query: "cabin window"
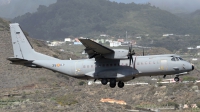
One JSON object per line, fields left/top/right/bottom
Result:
{"left": 91, "top": 65, "right": 93, "bottom": 68}
{"left": 83, "top": 65, "right": 86, "bottom": 68}
{"left": 87, "top": 65, "right": 89, "bottom": 68}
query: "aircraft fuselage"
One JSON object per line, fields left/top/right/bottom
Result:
{"left": 33, "top": 55, "right": 193, "bottom": 82}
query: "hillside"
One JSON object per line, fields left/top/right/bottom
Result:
{"left": 190, "top": 10, "right": 200, "bottom": 29}
{"left": 12, "top": 0, "right": 199, "bottom": 40}
{"left": 0, "top": 18, "right": 9, "bottom": 31}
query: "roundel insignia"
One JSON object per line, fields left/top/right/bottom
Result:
{"left": 56, "top": 64, "right": 60, "bottom": 67}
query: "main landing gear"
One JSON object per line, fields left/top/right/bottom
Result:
{"left": 101, "top": 79, "right": 124, "bottom": 88}
{"left": 101, "top": 79, "right": 108, "bottom": 85}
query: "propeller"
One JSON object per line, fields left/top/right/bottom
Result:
{"left": 127, "top": 45, "right": 135, "bottom": 66}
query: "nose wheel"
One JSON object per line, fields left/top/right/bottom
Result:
{"left": 174, "top": 77, "right": 180, "bottom": 82}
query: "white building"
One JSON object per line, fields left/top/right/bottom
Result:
{"left": 187, "top": 47, "right": 194, "bottom": 50}
{"left": 110, "top": 41, "right": 121, "bottom": 47}
{"left": 163, "top": 34, "right": 174, "bottom": 37}
{"left": 100, "top": 34, "right": 108, "bottom": 37}
{"left": 64, "top": 38, "right": 71, "bottom": 42}
{"left": 196, "top": 46, "right": 200, "bottom": 49}
{"left": 48, "top": 41, "right": 65, "bottom": 46}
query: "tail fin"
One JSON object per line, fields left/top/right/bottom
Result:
{"left": 9, "top": 23, "right": 58, "bottom": 61}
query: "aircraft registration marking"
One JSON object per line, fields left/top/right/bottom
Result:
{"left": 52, "top": 64, "right": 65, "bottom": 67}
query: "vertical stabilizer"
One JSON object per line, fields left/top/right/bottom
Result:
{"left": 10, "top": 23, "right": 58, "bottom": 60}
{"left": 10, "top": 23, "right": 34, "bottom": 59}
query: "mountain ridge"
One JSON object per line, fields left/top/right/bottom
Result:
{"left": 12, "top": 0, "right": 200, "bottom": 40}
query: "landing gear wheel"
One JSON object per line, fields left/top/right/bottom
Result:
{"left": 174, "top": 77, "right": 180, "bottom": 82}
{"left": 101, "top": 79, "right": 108, "bottom": 85}
{"left": 109, "top": 79, "right": 116, "bottom": 88}
{"left": 118, "top": 81, "right": 124, "bottom": 88}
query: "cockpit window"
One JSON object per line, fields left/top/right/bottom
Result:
{"left": 171, "top": 57, "right": 176, "bottom": 61}
{"left": 171, "top": 57, "right": 184, "bottom": 61}
{"left": 175, "top": 57, "right": 179, "bottom": 61}
{"left": 179, "top": 57, "right": 184, "bottom": 61}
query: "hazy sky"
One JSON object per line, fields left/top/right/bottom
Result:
{"left": 111, "top": 0, "right": 200, "bottom": 13}
{"left": 110, "top": 0, "right": 149, "bottom": 4}
{"left": 1, "top": 0, "right": 200, "bottom": 19}
{"left": 0, "top": 0, "right": 56, "bottom": 19}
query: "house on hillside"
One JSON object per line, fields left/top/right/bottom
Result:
{"left": 110, "top": 41, "right": 121, "bottom": 47}
{"left": 117, "top": 39, "right": 124, "bottom": 42}
{"left": 95, "top": 39, "right": 105, "bottom": 43}
{"left": 163, "top": 34, "right": 173, "bottom": 37}
{"left": 196, "top": 46, "right": 200, "bottom": 49}
{"left": 48, "top": 41, "right": 65, "bottom": 46}
{"left": 64, "top": 38, "right": 71, "bottom": 42}
{"left": 100, "top": 34, "right": 108, "bottom": 37}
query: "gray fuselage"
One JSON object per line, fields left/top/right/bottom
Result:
{"left": 33, "top": 55, "right": 193, "bottom": 82}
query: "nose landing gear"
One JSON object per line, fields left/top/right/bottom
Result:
{"left": 101, "top": 79, "right": 108, "bottom": 85}
{"left": 174, "top": 76, "right": 180, "bottom": 82}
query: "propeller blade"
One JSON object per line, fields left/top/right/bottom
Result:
{"left": 143, "top": 48, "right": 144, "bottom": 56}
{"left": 127, "top": 44, "right": 135, "bottom": 66}
{"left": 131, "top": 56, "right": 133, "bottom": 65}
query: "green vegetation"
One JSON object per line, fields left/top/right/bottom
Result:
{"left": 12, "top": 0, "right": 200, "bottom": 40}
{"left": 78, "top": 81, "right": 86, "bottom": 86}
{"left": 165, "top": 102, "right": 179, "bottom": 110}
{"left": 182, "top": 76, "right": 196, "bottom": 82}
{"left": 0, "top": 98, "right": 23, "bottom": 108}
{"left": 55, "top": 94, "right": 78, "bottom": 106}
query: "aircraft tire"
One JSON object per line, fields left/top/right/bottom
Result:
{"left": 174, "top": 77, "right": 179, "bottom": 82}
{"left": 101, "top": 79, "right": 108, "bottom": 85}
{"left": 110, "top": 79, "right": 116, "bottom": 88}
{"left": 110, "top": 83, "right": 116, "bottom": 88}
{"left": 118, "top": 81, "right": 124, "bottom": 88}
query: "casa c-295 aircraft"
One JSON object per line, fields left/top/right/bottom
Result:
{"left": 8, "top": 23, "right": 194, "bottom": 88}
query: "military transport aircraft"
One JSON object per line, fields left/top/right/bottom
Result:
{"left": 7, "top": 23, "right": 194, "bottom": 88}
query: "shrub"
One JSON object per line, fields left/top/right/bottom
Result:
{"left": 55, "top": 94, "right": 78, "bottom": 106}
{"left": 79, "top": 81, "right": 86, "bottom": 86}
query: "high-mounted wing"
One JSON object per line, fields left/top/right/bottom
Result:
{"left": 79, "top": 39, "right": 114, "bottom": 59}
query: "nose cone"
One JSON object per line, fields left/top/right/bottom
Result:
{"left": 192, "top": 65, "right": 194, "bottom": 71}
